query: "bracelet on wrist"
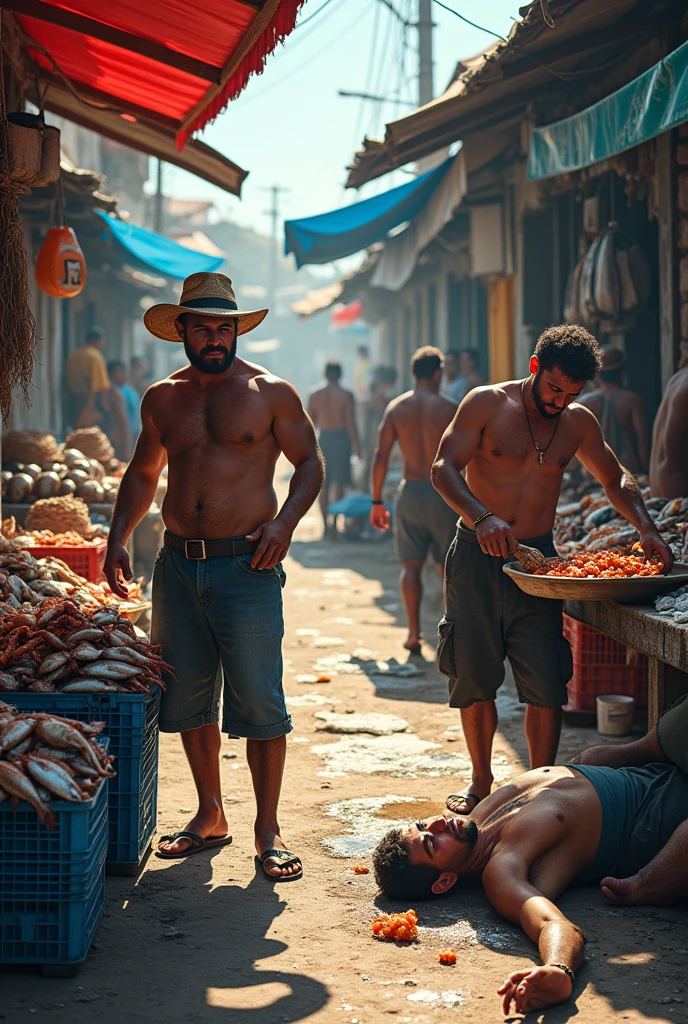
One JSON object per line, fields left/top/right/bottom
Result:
{"left": 549, "top": 963, "right": 575, "bottom": 987}
{"left": 473, "top": 510, "right": 494, "bottom": 528}
{"left": 371, "top": 499, "right": 384, "bottom": 505}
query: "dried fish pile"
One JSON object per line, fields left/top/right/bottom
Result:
{"left": 655, "top": 585, "right": 688, "bottom": 624}
{"left": 0, "top": 600, "right": 172, "bottom": 695}
{"left": 554, "top": 490, "right": 688, "bottom": 560}
{"left": 0, "top": 700, "right": 114, "bottom": 828}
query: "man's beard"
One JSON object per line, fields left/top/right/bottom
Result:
{"left": 183, "top": 332, "right": 237, "bottom": 375}
{"left": 532, "top": 373, "right": 563, "bottom": 419}
{"left": 458, "top": 819, "right": 479, "bottom": 848}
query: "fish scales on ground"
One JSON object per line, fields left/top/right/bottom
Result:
{"left": 0, "top": 700, "right": 114, "bottom": 827}
{"left": 0, "top": 598, "right": 173, "bottom": 694}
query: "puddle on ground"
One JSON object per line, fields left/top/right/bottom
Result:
{"left": 322, "top": 795, "right": 418, "bottom": 857}
{"left": 376, "top": 799, "right": 444, "bottom": 821}
{"left": 286, "top": 693, "right": 340, "bottom": 708}
{"left": 312, "top": 734, "right": 513, "bottom": 780}
{"left": 407, "top": 989, "right": 467, "bottom": 1008}
{"left": 314, "top": 711, "right": 409, "bottom": 735}
{"left": 310, "top": 636, "right": 347, "bottom": 648}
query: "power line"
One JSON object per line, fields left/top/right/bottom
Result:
{"left": 293, "top": 0, "right": 339, "bottom": 31}
{"left": 376, "top": 0, "right": 412, "bottom": 26}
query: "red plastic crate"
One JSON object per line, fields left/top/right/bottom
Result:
{"left": 563, "top": 614, "right": 648, "bottom": 712}
{"left": 21, "top": 538, "right": 107, "bottom": 582}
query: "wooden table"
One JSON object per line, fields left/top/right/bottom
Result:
{"left": 566, "top": 599, "right": 688, "bottom": 728}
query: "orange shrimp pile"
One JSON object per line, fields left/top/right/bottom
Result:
{"left": 439, "top": 950, "right": 457, "bottom": 965}
{"left": 371, "top": 909, "right": 418, "bottom": 942}
{"left": 20, "top": 530, "right": 93, "bottom": 547}
{"left": 533, "top": 549, "right": 661, "bottom": 579}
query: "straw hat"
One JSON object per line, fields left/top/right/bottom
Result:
{"left": 144, "top": 273, "right": 268, "bottom": 343}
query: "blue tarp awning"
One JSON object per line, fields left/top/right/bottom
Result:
{"left": 284, "top": 157, "right": 453, "bottom": 268}
{"left": 96, "top": 210, "right": 225, "bottom": 280}
{"left": 529, "top": 39, "right": 688, "bottom": 181}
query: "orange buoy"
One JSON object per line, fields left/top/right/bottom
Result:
{"left": 36, "top": 226, "right": 87, "bottom": 298}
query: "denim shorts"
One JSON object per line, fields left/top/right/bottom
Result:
{"left": 151, "top": 538, "right": 292, "bottom": 740}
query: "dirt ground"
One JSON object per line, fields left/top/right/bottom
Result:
{"left": 3, "top": 497, "right": 688, "bottom": 1023}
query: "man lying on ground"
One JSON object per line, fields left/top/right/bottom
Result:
{"left": 373, "top": 760, "right": 688, "bottom": 1014}
{"left": 572, "top": 694, "right": 688, "bottom": 906}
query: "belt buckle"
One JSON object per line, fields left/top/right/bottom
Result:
{"left": 184, "top": 539, "right": 207, "bottom": 560}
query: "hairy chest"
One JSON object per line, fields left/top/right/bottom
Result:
{"left": 156, "top": 383, "right": 275, "bottom": 455}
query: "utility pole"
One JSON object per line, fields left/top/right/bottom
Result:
{"left": 261, "top": 185, "right": 289, "bottom": 314}
{"left": 154, "top": 158, "right": 164, "bottom": 234}
{"left": 417, "top": 0, "right": 433, "bottom": 107}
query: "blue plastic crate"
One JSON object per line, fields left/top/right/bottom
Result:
{"left": 0, "top": 764, "right": 108, "bottom": 969}
{"left": 107, "top": 725, "right": 159, "bottom": 869}
{"left": 8, "top": 692, "right": 159, "bottom": 869}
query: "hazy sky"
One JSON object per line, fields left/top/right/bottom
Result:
{"left": 153, "top": 0, "right": 523, "bottom": 253}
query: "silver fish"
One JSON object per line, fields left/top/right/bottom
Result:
{"left": 5, "top": 734, "right": 34, "bottom": 760}
{"left": 34, "top": 719, "right": 107, "bottom": 774}
{"left": 103, "top": 647, "right": 152, "bottom": 666}
{"left": 0, "top": 672, "right": 21, "bottom": 692}
{"left": 27, "top": 679, "right": 57, "bottom": 692}
{"left": 61, "top": 679, "right": 122, "bottom": 693}
{"left": 72, "top": 643, "right": 103, "bottom": 662}
{"left": 67, "top": 629, "right": 105, "bottom": 647}
{"left": 93, "top": 611, "right": 119, "bottom": 626}
{"left": 0, "top": 717, "right": 36, "bottom": 755}
{"left": 0, "top": 761, "right": 54, "bottom": 827}
{"left": 39, "top": 651, "right": 69, "bottom": 676}
{"left": 85, "top": 661, "right": 142, "bottom": 680}
{"left": 25, "top": 756, "right": 84, "bottom": 802}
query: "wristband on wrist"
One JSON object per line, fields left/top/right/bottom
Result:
{"left": 549, "top": 963, "right": 575, "bottom": 987}
{"left": 371, "top": 499, "right": 384, "bottom": 505}
{"left": 473, "top": 510, "right": 494, "bottom": 528}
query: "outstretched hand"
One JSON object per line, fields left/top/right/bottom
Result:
{"left": 498, "top": 965, "right": 573, "bottom": 1015}
{"left": 104, "top": 540, "right": 133, "bottom": 599}
{"left": 246, "top": 519, "right": 293, "bottom": 569}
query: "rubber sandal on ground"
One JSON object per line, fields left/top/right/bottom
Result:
{"left": 255, "top": 848, "right": 303, "bottom": 882}
{"left": 155, "top": 830, "right": 233, "bottom": 859}
{"left": 445, "top": 792, "right": 482, "bottom": 815}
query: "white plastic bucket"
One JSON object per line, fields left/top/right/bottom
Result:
{"left": 596, "top": 694, "right": 635, "bottom": 736}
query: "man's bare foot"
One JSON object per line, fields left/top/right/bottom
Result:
{"left": 158, "top": 806, "right": 229, "bottom": 856}
{"left": 404, "top": 634, "right": 423, "bottom": 655}
{"left": 601, "top": 873, "right": 674, "bottom": 906}
{"left": 446, "top": 775, "right": 493, "bottom": 815}
{"left": 256, "top": 829, "right": 302, "bottom": 879}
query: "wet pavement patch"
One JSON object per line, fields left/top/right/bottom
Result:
{"left": 322, "top": 795, "right": 419, "bottom": 857}
{"left": 312, "top": 733, "right": 513, "bottom": 780}
{"left": 313, "top": 711, "right": 409, "bottom": 735}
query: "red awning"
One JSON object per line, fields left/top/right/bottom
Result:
{"left": 10, "top": 0, "right": 304, "bottom": 148}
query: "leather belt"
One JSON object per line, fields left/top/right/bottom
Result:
{"left": 164, "top": 531, "right": 259, "bottom": 560}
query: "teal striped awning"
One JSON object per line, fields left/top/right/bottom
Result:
{"left": 528, "top": 39, "right": 688, "bottom": 181}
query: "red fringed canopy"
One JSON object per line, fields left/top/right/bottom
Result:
{"left": 10, "top": 0, "right": 304, "bottom": 148}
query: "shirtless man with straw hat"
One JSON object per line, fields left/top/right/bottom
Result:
{"left": 104, "top": 272, "right": 323, "bottom": 879}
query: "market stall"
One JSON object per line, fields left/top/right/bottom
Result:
{"left": 564, "top": 598, "right": 688, "bottom": 728}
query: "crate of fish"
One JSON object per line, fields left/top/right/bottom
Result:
{"left": 563, "top": 614, "right": 648, "bottom": 712}
{"left": 0, "top": 711, "right": 110, "bottom": 974}
{"left": 7, "top": 691, "right": 159, "bottom": 870}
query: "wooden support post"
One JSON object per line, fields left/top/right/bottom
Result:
{"left": 647, "top": 657, "right": 667, "bottom": 730}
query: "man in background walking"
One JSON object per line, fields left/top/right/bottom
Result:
{"left": 579, "top": 347, "right": 648, "bottom": 474}
{"left": 370, "top": 346, "right": 457, "bottom": 655}
{"left": 65, "top": 326, "right": 110, "bottom": 428}
{"left": 308, "top": 362, "right": 360, "bottom": 532}
{"left": 441, "top": 349, "right": 466, "bottom": 404}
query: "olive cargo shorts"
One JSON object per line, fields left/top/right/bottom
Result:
{"left": 151, "top": 541, "right": 293, "bottom": 739}
{"left": 438, "top": 522, "right": 573, "bottom": 708}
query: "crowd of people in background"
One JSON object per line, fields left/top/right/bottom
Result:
{"left": 64, "top": 329, "right": 150, "bottom": 460}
